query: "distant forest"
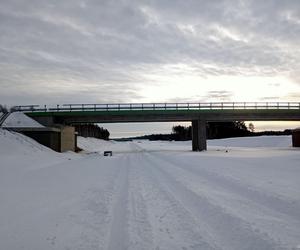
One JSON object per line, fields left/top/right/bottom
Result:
{"left": 130, "top": 122, "right": 292, "bottom": 141}
{"left": 75, "top": 124, "right": 110, "bottom": 140}
{"left": 74, "top": 122, "right": 291, "bottom": 141}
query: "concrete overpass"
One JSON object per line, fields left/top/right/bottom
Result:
{"left": 15, "top": 102, "right": 300, "bottom": 151}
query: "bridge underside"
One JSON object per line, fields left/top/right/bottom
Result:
{"left": 26, "top": 109, "right": 300, "bottom": 152}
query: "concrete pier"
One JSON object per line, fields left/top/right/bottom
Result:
{"left": 292, "top": 128, "right": 300, "bottom": 147}
{"left": 192, "top": 120, "right": 207, "bottom": 151}
{"left": 60, "top": 126, "right": 76, "bottom": 152}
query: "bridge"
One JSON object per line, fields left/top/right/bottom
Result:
{"left": 14, "top": 102, "right": 300, "bottom": 151}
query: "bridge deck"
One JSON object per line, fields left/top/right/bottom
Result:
{"left": 14, "top": 102, "right": 300, "bottom": 113}
{"left": 15, "top": 102, "right": 300, "bottom": 123}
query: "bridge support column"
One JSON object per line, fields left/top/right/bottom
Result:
{"left": 192, "top": 120, "right": 207, "bottom": 151}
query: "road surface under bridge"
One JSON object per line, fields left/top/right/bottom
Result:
{"left": 15, "top": 102, "right": 300, "bottom": 151}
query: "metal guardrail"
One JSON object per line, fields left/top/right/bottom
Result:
{"left": 11, "top": 105, "right": 43, "bottom": 112}
{"left": 12, "top": 102, "right": 300, "bottom": 113}
{"left": 0, "top": 112, "right": 11, "bottom": 126}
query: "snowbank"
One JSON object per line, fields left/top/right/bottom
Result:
{"left": 0, "top": 128, "right": 51, "bottom": 155}
{"left": 2, "top": 112, "right": 44, "bottom": 128}
{"left": 0, "top": 128, "right": 75, "bottom": 170}
{"left": 77, "top": 136, "right": 114, "bottom": 152}
{"left": 78, "top": 136, "right": 134, "bottom": 153}
{"left": 208, "top": 135, "right": 292, "bottom": 148}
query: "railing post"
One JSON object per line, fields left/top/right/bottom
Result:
{"left": 130, "top": 104, "right": 132, "bottom": 110}
{"left": 142, "top": 103, "right": 144, "bottom": 110}
{"left": 44, "top": 105, "right": 47, "bottom": 112}
{"left": 277, "top": 102, "right": 279, "bottom": 109}
{"left": 165, "top": 103, "right": 166, "bottom": 110}
{"left": 288, "top": 102, "right": 290, "bottom": 109}
{"left": 106, "top": 104, "right": 109, "bottom": 111}
{"left": 118, "top": 104, "right": 120, "bottom": 111}
{"left": 57, "top": 104, "right": 59, "bottom": 112}
{"left": 210, "top": 103, "right": 212, "bottom": 109}
{"left": 82, "top": 104, "right": 84, "bottom": 111}
{"left": 94, "top": 104, "right": 96, "bottom": 111}
{"left": 221, "top": 102, "right": 223, "bottom": 109}
{"left": 153, "top": 103, "right": 155, "bottom": 110}
{"left": 176, "top": 103, "right": 178, "bottom": 110}
{"left": 188, "top": 103, "right": 190, "bottom": 110}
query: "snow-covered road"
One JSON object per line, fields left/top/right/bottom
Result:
{"left": 1, "top": 131, "right": 300, "bottom": 250}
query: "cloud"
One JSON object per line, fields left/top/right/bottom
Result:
{"left": 286, "top": 92, "right": 300, "bottom": 102}
{"left": 0, "top": 0, "right": 300, "bottom": 105}
{"left": 205, "top": 91, "right": 233, "bottom": 101}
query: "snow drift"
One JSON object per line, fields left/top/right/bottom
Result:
{"left": 2, "top": 112, "right": 44, "bottom": 128}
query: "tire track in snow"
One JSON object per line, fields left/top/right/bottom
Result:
{"left": 153, "top": 152, "right": 300, "bottom": 220}
{"left": 147, "top": 152, "right": 300, "bottom": 249}
{"left": 64, "top": 155, "right": 123, "bottom": 250}
{"left": 106, "top": 154, "right": 130, "bottom": 250}
{"left": 132, "top": 152, "right": 221, "bottom": 250}
{"left": 127, "top": 153, "right": 154, "bottom": 250}
{"left": 143, "top": 152, "right": 286, "bottom": 250}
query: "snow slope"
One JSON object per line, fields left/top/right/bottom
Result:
{"left": 0, "top": 129, "right": 76, "bottom": 171}
{"left": 77, "top": 136, "right": 132, "bottom": 153}
{"left": 78, "top": 135, "right": 292, "bottom": 154}
{"left": 0, "top": 133, "right": 299, "bottom": 250}
{"left": 2, "top": 112, "right": 44, "bottom": 128}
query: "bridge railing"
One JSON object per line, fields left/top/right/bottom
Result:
{"left": 12, "top": 105, "right": 47, "bottom": 112}
{"left": 13, "top": 102, "right": 300, "bottom": 112}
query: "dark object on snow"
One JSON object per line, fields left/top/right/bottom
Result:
{"left": 104, "top": 151, "right": 112, "bottom": 156}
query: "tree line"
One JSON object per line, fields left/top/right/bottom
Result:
{"left": 74, "top": 124, "right": 110, "bottom": 140}
{"left": 171, "top": 121, "right": 252, "bottom": 140}
{"left": 132, "top": 121, "right": 292, "bottom": 141}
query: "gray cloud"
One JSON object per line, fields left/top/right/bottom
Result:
{"left": 0, "top": 0, "right": 299, "bottom": 105}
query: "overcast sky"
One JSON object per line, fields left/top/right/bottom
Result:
{"left": 1, "top": 0, "right": 300, "bottom": 106}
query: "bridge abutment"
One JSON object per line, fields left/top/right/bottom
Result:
{"left": 192, "top": 120, "right": 207, "bottom": 151}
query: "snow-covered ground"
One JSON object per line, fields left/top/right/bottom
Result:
{"left": 1, "top": 130, "right": 299, "bottom": 250}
